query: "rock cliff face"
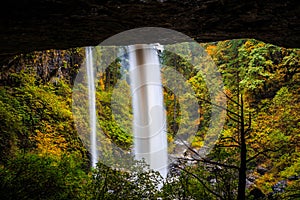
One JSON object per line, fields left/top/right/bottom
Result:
{"left": 0, "top": 0, "right": 299, "bottom": 62}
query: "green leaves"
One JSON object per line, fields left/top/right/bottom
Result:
{"left": 89, "top": 161, "right": 163, "bottom": 200}
{"left": 0, "top": 153, "right": 90, "bottom": 200}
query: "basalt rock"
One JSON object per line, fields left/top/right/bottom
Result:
{"left": 0, "top": 0, "right": 299, "bottom": 63}
{"left": 257, "top": 166, "right": 268, "bottom": 175}
{"left": 249, "top": 187, "right": 266, "bottom": 199}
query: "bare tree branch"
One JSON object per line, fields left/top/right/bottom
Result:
{"left": 196, "top": 158, "right": 239, "bottom": 170}
{"left": 196, "top": 96, "right": 241, "bottom": 118}
{"left": 176, "top": 136, "right": 240, "bottom": 170}
{"left": 227, "top": 113, "right": 241, "bottom": 123}
{"left": 246, "top": 146, "right": 283, "bottom": 163}
{"left": 215, "top": 144, "right": 240, "bottom": 149}
{"left": 221, "top": 136, "right": 240, "bottom": 145}
{"left": 222, "top": 91, "right": 241, "bottom": 107}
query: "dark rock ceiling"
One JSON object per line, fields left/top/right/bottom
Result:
{"left": 0, "top": 0, "right": 299, "bottom": 62}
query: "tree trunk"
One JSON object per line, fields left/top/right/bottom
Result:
{"left": 237, "top": 94, "right": 247, "bottom": 200}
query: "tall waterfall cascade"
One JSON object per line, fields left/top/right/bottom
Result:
{"left": 86, "top": 47, "right": 98, "bottom": 168}
{"left": 128, "top": 44, "right": 168, "bottom": 179}
{"left": 85, "top": 44, "right": 168, "bottom": 178}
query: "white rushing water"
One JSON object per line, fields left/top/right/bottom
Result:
{"left": 85, "top": 44, "right": 168, "bottom": 177}
{"left": 85, "top": 47, "right": 98, "bottom": 168}
{"left": 128, "top": 44, "right": 168, "bottom": 179}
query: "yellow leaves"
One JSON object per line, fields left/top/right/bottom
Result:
{"left": 192, "top": 140, "right": 204, "bottom": 148}
{"left": 243, "top": 40, "right": 267, "bottom": 54}
{"left": 167, "top": 135, "right": 174, "bottom": 143}
{"left": 45, "top": 123, "right": 53, "bottom": 133}
{"left": 31, "top": 128, "right": 68, "bottom": 158}
{"left": 57, "top": 123, "right": 65, "bottom": 131}
{"left": 222, "top": 128, "right": 237, "bottom": 137}
{"left": 257, "top": 42, "right": 265, "bottom": 48}
{"left": 255, "top": 173, "right": 277, "bottom": 194}
{"left": 244, "top": 40, "right": 252, "bottom": 46}
{"left": 280, "top": 158, "right": 300, "bottom": 178}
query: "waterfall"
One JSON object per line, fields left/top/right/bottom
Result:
{"left": 85, "top": 44, "right": 168, "bottom": 177}
{"left": 128, "top": 44, "right": 168, "bottom": 179}
{"left": 86, "top": 47, "right": 98, "bottom": 168}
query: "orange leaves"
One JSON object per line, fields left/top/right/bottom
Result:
{"left": 244, "top": 40, "right": 256, "bottom": 52}
{"left": 99, "top": 78, "right": 105, "bottom": 90}
{"left": 205, "top": 45, "right": 217, "bottom": 56}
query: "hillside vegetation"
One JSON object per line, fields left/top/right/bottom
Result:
{"left": 0, "top": 39, "right": 299, "bottom": 199}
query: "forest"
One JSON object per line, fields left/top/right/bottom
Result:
{"left": 0, "top": 39, "right": 299, "bottom": 199}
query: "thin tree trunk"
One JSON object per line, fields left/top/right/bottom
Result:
{"left": 237, "top": 94, "right": 247, "bottom": 200}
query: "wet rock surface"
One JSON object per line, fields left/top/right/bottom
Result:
{"left": 0, "top": 0, "right": 299, "bottom": 63}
